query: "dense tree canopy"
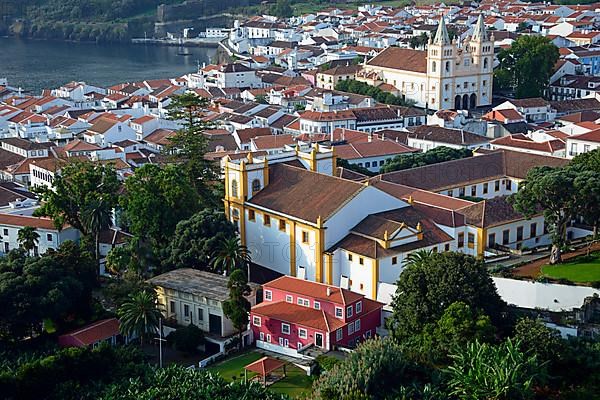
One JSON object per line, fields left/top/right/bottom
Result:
{"left": 387, "top": 252, "right": 506, "bottom": 341}
{"left": 508, "top": 166, "right": 580, "bottom": 264}
{"left": 0, "top": 242, "right": 96, "bottom": 340}
{"left": 380, "top": 146, "right": 472, "bottom": 174}
{"left": 120, "top": 163, "right": 200, "bottom": 245}
{"left": 495, "top": 35, "right": 559, "bottom": 98}
{"left": 0, "top": 345, "right": 148, "bottom": 400}
{"left": 164, "top": 210, "right": 237, "bottom": 271}
{"left": 33, "top": 160, "right": 119, "bottom": 235}
{"left": 102, "top": 364, "right": 287, "bottom": 400}
{"left": 312, "top": 337, "right": 441, "bottom": 400}
{"left": 223, "top": 269, "right": 252, "bottom": 348}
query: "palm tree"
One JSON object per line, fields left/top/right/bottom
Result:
{"left": 404, "top": 249, "right": 434, "bottom": 269}
{"left": 212, "top": 237, "right": 251, "bottom": 277}
{"left": 17, "top": 226, "right": 40, "bottom": 256}
{"left": 82, "top": 198, "right": 112, "bottom": 271}
{"left": 117, "top": 290, "right": 162, "bottom": 346}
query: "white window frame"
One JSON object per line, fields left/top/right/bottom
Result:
{"left": 298, "top": 328, "right": 308, "bottom": 339}
{"left": 266, "top": 334, "right": 271, "bottom": 343}
{"left": 281, "top": 323, "right": 290, "bottom": 335}
{"left": 348, "top": 322, "right": 355, "bottom": 335}
{"left": 264, "top": 290, "right": 272, "bottom": 301}
{"left": 356, "top": 301, "right": 362, "bottom": 314}
{"left": 336, "top": 328, "right": 343, "bottom": 341}
{"left": 346, "top": 305, "right": 353, "bottom": 318}
{"left": 285, "top": 294, "right": 293, "bottom": 303}
{"left": 253, "top": 315, "right": 261, "bottom": 327}
{"left": 297, "top": 297, "right": 309, "bottom": 307}
{"left": 335, "top": 307, "right": 343, "bottom": 319}
{"left": 314, "top": 301, "right": 321, "bottom": 310}
{"left": 259, "top": 332, "right": 264, "bottom": 341}
{"left": 354, "top": 318, "right": 361, "bottom": 332}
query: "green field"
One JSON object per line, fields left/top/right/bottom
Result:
{"left": 208, "top": 350, "right": 313, "bottom": 398}
{"left": 541, "top": 252, "right": 600, "bottom": 283}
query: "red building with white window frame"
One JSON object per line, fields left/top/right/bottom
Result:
{"left": 250, "top": 276, "right": 384, "bottom": 355}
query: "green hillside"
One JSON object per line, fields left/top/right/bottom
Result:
{"left": 1, "top": 0, "right": 182, "bottom": 42}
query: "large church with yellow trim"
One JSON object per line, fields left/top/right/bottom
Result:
{"left": 223, "top": 144, "right": 464, "bottom": 302}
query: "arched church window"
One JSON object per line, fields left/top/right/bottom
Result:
{"left": 445, "top": 61, "right": 450, "bottom": 72}
{"left": 252, "top": 179, "right": 261, "bottom": 193}
{"left": 231, "top": 179, "right": 238, "bottom": 197}
{"left": 484, "top": 57, "right": 489, "bottom": 69}
{"left": 432, "top": 61, "right": 437, "bottom": 72}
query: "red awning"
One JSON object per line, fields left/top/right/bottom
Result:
{"left": 244, "top": 356, "right": 286, "bottom": 377}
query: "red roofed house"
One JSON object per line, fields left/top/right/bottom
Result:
{"left": 251, "top": 276, "right": 383, "bottom": 355}
{"left": 0, "top": 213, "right": 80, "bottom": 256}
{"left": 566, "top": 128, "right": 600, "bottom": 158}
{"left": 58, "top": 318, "right": 126, "bottom": 348}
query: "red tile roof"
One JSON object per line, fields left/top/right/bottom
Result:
{"left": 58, "top": 318, "right": 120, "bottom": 347}
{"left": 265, "top": 275, "right": 362, "bottom": 305}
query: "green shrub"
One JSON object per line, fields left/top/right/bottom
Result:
{"left": 167, "top": 324, "right": 204, "bottom": 354}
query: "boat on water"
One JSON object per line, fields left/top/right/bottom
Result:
{"left": 177, "top": 50, "right": 192, "bottom": 56}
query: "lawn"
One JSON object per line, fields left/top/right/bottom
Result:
{"left": 207, "top": 350, "right": 313, "bottom": 398}
{"left": 541, "top": 252, "right": 600, "bottom": 283}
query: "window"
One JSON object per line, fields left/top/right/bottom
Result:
{"left": 4, "top": 243, "right": 8, "bottom": 253}
{"left": 298, "top": 328, "right": 307, "bottom": 339}
{"left": 46, "top": 233, "right": 53, "bottom": 242}
{"left": 286, "top": 294, "right": 293, "bottom": 303}
{"left": 260, "top": 332, "right": 264, "bottom": 341}
{"left": 279, "top": 219, "right": 286, "bottom": 231}
{"left": 459, "top": 187, "right": 465, "bottom": 197}
{"left": 265, "top": 290, "right": 272, "bottom": 301}
{"left": 488, "top": 233, "right": 495, "bottom": 246}
{"left": 458, "top": 232, "right": 465, "bottom": 248}
{"left": 365, "top": 162, "right": 370, "bottom": 168}
{"left": 516, "top": 226, "right": 523, "bottom": 242}
{"left": 336, "top": 328, "right": 343, "bottom": 341}
{"left": 264, "top": 214, "right": 271, "bottom": 226}
{"left": 314, "top": 301, "right": 321, "bottom": 310}
{"left": 471, "top": 185, "right": 476, "bottom": 196}
{"left": 251, "top": 179, "right": 261, "bottom": 193}
{"left": 297, "top": 297, "right": 309, "bottom": 307}
{"left": 432, "top": 61, "right": 437, "bottom": 72}
{"left": 198, "top": 308, "right": 204, "bottom": 321}
{"left": 231, "top": 179, "right": 238, "bottom": 197}
{"left": 445, "top": 243, "right": 450, "bottom": 251}
{"left": 484, "top": 57, "right": 489, "bottom": 69}
{"left": 3, "top": 229, "right": 7, "bottom": 236}
{"left": 468, "top": 233, "right": 475, "bottom": 249}
{"left": 505, "top": 180, "right": 512, "bottom": 191}
{"left": 356, "top": 301, "right": 362, "bottom": 314}
{"left": 445, "top": 61, "right": 450, "bottom": 72}
{"left": 335, "top": 307, "right": 343, "bottom": 318}
{"left": 184, "top": 304, "right": 190, "bottom": 317}
{"left": 530, "top": 223, "right": 537, "bottom": 238}
{"left": 354, "top": 319, "right": 361, "bottom": 332}
{"left": 266, "top": 334, "right": 271, "bottom": 343}
{"left": 170, "top": 301, "right": 176, "bottom": 314}
{"left": 348, "top": 253, "right": 353, "bottom": 261}
{"left": 392, "top": 256, "right": 397, "bottom": 265}
{"left": 249, "top": 209, "right": 255, "bottom": 221}
{"left": 483, "top": 183, "right": 488, "bottom": 194}
{"left": 359, "top": 257, "right": 364, "bottom": 265}
{"left": 503, "top": 229, "right": 510, "bottom": 245}
{"left": 348, "top": 322, "right": 355, "bottom": 335}
{"left": 495, "top": 180, "right": 500, "bottom": 192}
{"left": 302, "top": 231, "right": 309, "bottom": 244}
{"left": 346, "top": 305, "right": 353, "bottom": 318}
{"left": 281, "top": 323, "right": 290, "bottom": 335}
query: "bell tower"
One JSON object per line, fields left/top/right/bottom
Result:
{"left": 470, "top": 14, "right": 494, "bottom": 107}
{"left": 427, "top": 17, "right": 456, "bottom": 110}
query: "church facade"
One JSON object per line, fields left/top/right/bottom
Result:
{"left": 357, "top": 15, "right": 494, "bottom": 111}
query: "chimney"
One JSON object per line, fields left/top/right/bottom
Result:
{"left": 326, "top": 287, "right": 332, "bottom": 296}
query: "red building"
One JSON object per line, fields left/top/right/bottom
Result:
{"left": 250, "top": 276, "right": 383, "bottom": 356}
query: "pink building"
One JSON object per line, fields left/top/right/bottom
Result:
{"left": 250, "top": 276, "right": 383, "bottom": 355}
